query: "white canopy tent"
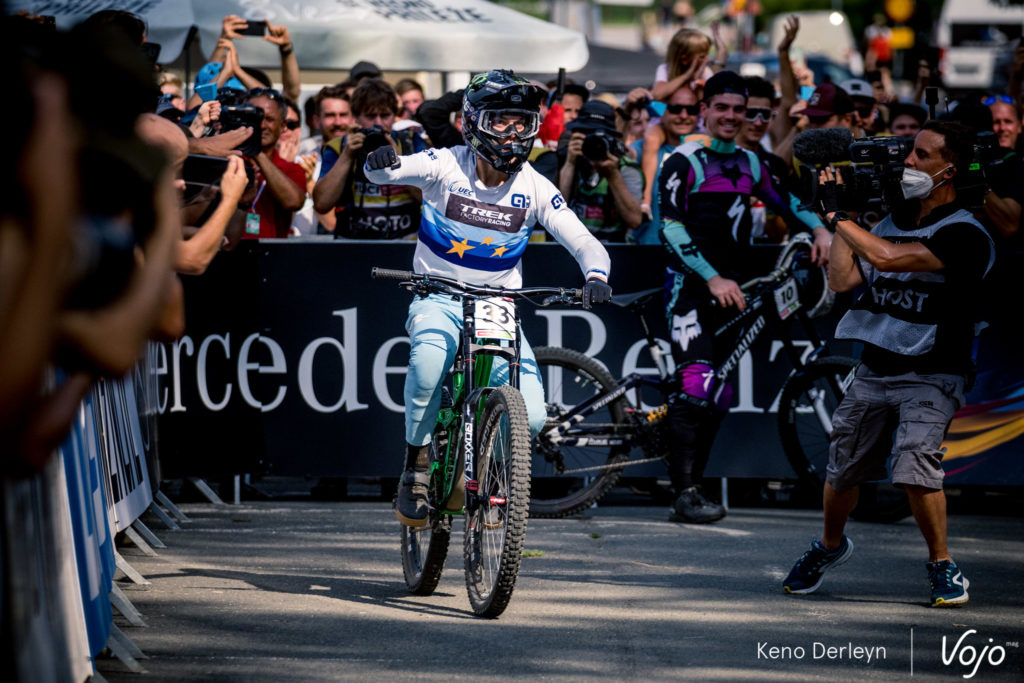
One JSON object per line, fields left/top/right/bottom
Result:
{"left": 14, "top": 0, "right": 588, "bottom": 72}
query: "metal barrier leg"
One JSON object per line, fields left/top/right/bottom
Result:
{"left": 188, "top": 476, "right": 225, "bottom": 504}
{"left": 109, "top": 623, "right": 148, "bottom": 659}
{"left": 105, "top": 627, "right": 146, "bottom": 674}
{"left": 155, "top": 489, "right": 190, "bottom": 523}
{"left": 114, "top": 550, "right": 151, "bottom": 585}
{"left": 146, "top": 500, "right": 180, "bottom": 531}
{"left": 131, "top": 519, "right": 167, "bottom": 549}
{"left": 110, "top": 584, "right": 147, "bottom": 627}
{"left": 123, "top": 526, "right": 158, "bottom": 557}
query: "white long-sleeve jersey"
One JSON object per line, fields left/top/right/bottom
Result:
{"left": 365, "top": 145, "right": 610, "bottom": 288}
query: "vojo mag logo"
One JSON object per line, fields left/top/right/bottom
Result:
{"left": 940, "top": 629, "right": 1015, "bottom": 679}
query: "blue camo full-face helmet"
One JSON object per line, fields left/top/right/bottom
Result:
{"left": 463, "top": 70, "right": 545, "bottom": 174}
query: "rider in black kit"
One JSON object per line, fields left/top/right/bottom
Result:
{"left": 658, "top": 71, "right": 831, "bottom": 523}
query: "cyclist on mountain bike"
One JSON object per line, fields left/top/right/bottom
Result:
{"left": 658, "top": 71, "right": 832, "bottom": 523}
{"left": 364, "top": 69, "right": 612, "bottom": 527}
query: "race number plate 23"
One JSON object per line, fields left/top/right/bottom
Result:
{"left": 474, "top": 298, "right": 516, "bottom": 340}
{"left": 774, "top": 277, "right": 801, "bottom": 320}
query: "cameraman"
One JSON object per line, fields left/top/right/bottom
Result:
{"left": 312, "top": 78, "right": 426, "bottom": 239}
{"left": 783, "top": 121, "right": 995, "bottom": 607}
{"left": 557, "top": 101, "right": 643, "bottom": 242}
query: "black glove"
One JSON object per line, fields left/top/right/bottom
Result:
{"left": 817, "top": 175, "right": 840, "bottom": 215}
{"left": 365, "top": 146, "right": 399, "bottom": 171}
{"left": 582, "top": 277, "right": 612, "bottom": 309}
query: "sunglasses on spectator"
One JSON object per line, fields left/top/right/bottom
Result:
{"left": 666, "top": 103, "right": 700, "bottom": 116}
{"left": 744, "top": 108, "right": 775, "bottom": 122}
{"left": 284, "top": 119, "right": 301, "bottom": 130}
{"left": 982, "top": 94, "right": 1014, "bottom": 106}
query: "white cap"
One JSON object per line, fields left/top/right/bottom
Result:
{"left": 840, "top": 79, "right": 874, "bottom": 101}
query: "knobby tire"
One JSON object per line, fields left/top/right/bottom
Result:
{"left": 463, "top": 385, "right": 532, "bottom": 618}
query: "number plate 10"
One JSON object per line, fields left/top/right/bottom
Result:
{"left": 474, "top": 298, "right": 516, "bottom": 340}
{"left": 773, "top": 277, "right": 801, "bottom": 320}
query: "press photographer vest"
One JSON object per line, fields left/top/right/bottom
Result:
{"left": 834, "top": 208, "right": 994, "bottom": 371}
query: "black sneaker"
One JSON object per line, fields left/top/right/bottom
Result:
{"left": 927, "top": 559, "right": 969, "bottom": 607}
{"left": 669, "top": 486, "right": 726, "bottom": 524}
{"left": 394, "top": 469, "right": 430, "bottom": 527}
{"left": 783, "top": 535, "right": 854, "bottom": 595}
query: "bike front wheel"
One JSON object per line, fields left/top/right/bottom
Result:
{"left": 531, "top": 346, "right": 631, "bottom": 518}
{"left": 463, "top": 385, "right": 532, "bottom": 618}
{"left": 778, "top": 356, "right": 859, "bottom": 486}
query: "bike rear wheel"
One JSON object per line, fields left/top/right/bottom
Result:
{"left": 401, "top": 433, "right": 453, "bottom": 594}
{"left": 531, "top": 346, "right": 631, "bottom": 518}
{"left": 464, "top": 385, "right": 531, "bottom": 618}
{"left": 401, "top": 515, "right": 451, "bottom": 595}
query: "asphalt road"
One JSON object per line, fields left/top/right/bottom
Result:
{"left": 99, "top": 497, "right": 1023, "bottom": 681}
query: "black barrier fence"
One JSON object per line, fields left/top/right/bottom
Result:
{"left": 158, "top": 241, "right": 1024, "bottom": 486}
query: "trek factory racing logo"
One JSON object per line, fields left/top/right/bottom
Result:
{"left": 446, "top": 195, "right": 526, "bottom": 232}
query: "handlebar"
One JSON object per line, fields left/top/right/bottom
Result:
{"left": 707, "top": 233, "right": 817, "bottom": 307}
{"left": 371, "top": 267, "right": 584, "bottom": 304}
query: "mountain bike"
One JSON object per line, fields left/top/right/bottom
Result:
{"left": 371, "top": 267, "right": 583, "bottom": 617}
{"left": 530, "top": 233, "right": 859, "bottom": 518}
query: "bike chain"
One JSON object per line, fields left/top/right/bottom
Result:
{"left": 557, "top": 454, "right": 667, "bottom": 475}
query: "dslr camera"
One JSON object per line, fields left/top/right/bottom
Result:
{"left": 355, "top": 125, "right": 390, "bottom": 166}
{"left": 218, "top": 103, "right": 264, "bottom": 157}
{"left": 581, "top": 130, "right": 626, "bottom": 163}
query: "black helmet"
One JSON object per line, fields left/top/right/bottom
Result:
{"left": 462, "top": 69, "right": 544, "bottom": 174}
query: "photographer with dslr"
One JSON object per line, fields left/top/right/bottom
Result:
{"left": 783, "top": 121, "right": 995, "bottom": 608}
{"left": 557, "top": 101, "right": 643, "bottom": 242}
{"left": 313, "top": 78, "right": 426, "bottom": 239}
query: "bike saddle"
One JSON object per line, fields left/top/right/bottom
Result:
{"left": 610, "top": 288, "right": 661, "bottom": 309}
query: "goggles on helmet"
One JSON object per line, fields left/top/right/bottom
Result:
{"left": 478, "top": 109, "right": 540, "bottom": 140}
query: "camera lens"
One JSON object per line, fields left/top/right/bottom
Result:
{"left": 581, "top": 134, "right": 610, "bottom": 162}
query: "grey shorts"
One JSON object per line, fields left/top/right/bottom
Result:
{"left": 826, "top": 366, "right": 964, "bottom": 492}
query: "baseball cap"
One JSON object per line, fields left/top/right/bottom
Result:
{"left": 350, "top": 60, "right": 382, "bottom": 80}
{"left": 566, "top": 101, "right": 619, "bottom": 134}
{"left": 194, "top": 61, "right": 245, "bottom": 93}
{"left": 803, "top": 83, "right": 854, "bottom": 118}
{"left": 840, "top": 79, "right": 875, "bottom": 103}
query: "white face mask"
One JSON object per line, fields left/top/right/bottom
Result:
{"left": 900, "top": 166, "right": 953, "bottom": 200}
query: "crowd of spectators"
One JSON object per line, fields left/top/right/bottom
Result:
{"left": 3, "top": 7, "right": 1023, "bottom": 475}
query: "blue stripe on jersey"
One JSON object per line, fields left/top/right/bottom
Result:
{"left": 419, "top": 204, "right": 530, "bottom": 272}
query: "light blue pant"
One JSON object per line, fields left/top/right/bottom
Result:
{"left": 404, "top": 293, "right": 546, "bottom": 447}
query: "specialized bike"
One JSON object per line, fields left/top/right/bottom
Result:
{"left": 530, "top": 233, "right": 860, "bottom": 517}
{"left": 371, "top": 267, "right": 583, "bottom": 617}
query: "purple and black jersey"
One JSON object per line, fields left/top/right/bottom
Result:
{"left": 659, "top": 138, "right": 821, "bottom": 282}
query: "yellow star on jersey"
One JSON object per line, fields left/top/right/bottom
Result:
{"left": 446, "top": 238, "right": 475, "bottom": 258}
{"left": 481, "top": 236, "right": 495, "bottom": 245}
{"left": 491, "top": 245, "right": 509, "bottom": 258}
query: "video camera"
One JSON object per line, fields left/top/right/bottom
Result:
{"left": 793, "top": 127, "right": 999, "bottom": 215}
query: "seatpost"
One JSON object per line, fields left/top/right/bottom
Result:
{"left": 633, "top": 303, "right": 670, "bottom": 380}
